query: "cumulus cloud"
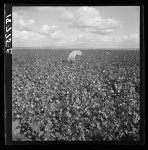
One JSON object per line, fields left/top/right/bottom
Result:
{"left": 62, "top": 6, "right": 120, "bottom": 35}
{"left": 62, "top": 32, "right": 139, "bottom": 47}
{"left": 13, "top": 29, "right": 45, "bottom": 41}
{"left": 40, "top": 24, "right": 58, "bottom": 35}
{"left": 13, "top": 12, "right": 35, "bottom": 31}
{"left": 39, "top": 24, "right": 76, "bottom": 43}
{"left": 112, "top": 34, "right": 139, "bottom": 48}
{"left": 112, "top": 34, "right": 139, "bottom": 43}
{"left": 129, "top": 34, "right": 139, "bottom": 41}
{"left": 39, "top": 24, "right": 67, "bottom": 42}
{"left": 51, "top": 30, "right": 65, "bottom": 39}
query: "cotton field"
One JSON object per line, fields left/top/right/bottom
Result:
{"left": 12, "top": 49, "right": 140, "bottom": 141}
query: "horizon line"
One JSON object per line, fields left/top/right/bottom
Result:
{"left": 12, "top": 47, "right": 140, "bottom": 50}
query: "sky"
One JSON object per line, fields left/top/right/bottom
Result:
{"left": 12, "top": 6, "right": 140, "bottom": 49}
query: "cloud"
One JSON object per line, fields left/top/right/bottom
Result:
{"left": 39, "top": 24, "right": 66, "bottom": 41}
{"left": 51, "top": 30, "right": 65, "bottom": 39}
{"left": 62, "top": 6, "right": 120, "bottom": 35}
{"left": 39, "top": 24, "right": 77, "bottom": 43}
{"left": 12, "top": 29, "right": 50, "bottom": 47}
{"left": 40, "top": 24, "right": 58, "bottom": 35}
{"left": 13, "top": 12, "right": 35, "bottom": 31}
{"left": 13, "top": 29, "right": 45, "bottom": 41}
{"left": 113, "top": 34, "right": 139, "bottom": 48}
{"left": 61, "top": 33, "right": 139, "bottom": 48}
{"left": 112, "top": 34, "right": 139, "bottom": 43}
{"left": 129, "top": 34, "right": 139, "bottom": 42}
{"left": 13, "top": 24, "right": 69, "bottom": 46}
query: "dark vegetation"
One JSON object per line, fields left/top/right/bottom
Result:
{"left": 12, "top": 49, "right": 140, "bottom": 141}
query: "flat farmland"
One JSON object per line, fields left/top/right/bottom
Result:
{"left": 12, "top": 48, "right": 140, "bottom": 141}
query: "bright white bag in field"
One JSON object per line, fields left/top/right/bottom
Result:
{"left": 68, "top": 50, "right": 82, "bottom": 61}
